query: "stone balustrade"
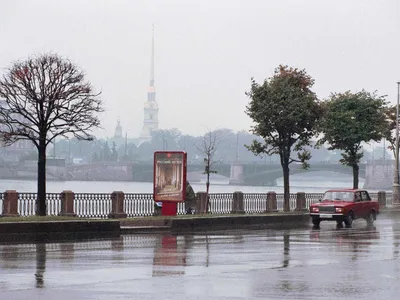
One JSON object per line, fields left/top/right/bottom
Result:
{"left": 0, "top": 190, "right": 391, "bottom": 218}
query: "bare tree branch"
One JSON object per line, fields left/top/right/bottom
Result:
{"left": 195, "top": 129, "right": 225, "bottom": 213}
{"left": 0, "top": 53, "right": 103, "bottom": 147}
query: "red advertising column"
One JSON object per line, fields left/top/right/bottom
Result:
{"left": 153, "top": 151, "right": 187, "bottom": 216}
{"left": 161, "top": 201, "right": 178, "bottom": 216}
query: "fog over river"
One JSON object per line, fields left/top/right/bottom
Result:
{"left": 0, "top": 171, "right": 376, "bottom": 194}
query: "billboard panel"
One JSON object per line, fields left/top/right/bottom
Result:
{"left": 153, "top": 151, "right": 187, "bottom": 202}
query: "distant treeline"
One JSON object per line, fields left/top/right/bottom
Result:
{"left": 22, "top": 128, "right": 390, "bottom": 165}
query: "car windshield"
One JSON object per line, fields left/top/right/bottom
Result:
{"left": 323, "top": 191, "right": 354, "bottom": 202}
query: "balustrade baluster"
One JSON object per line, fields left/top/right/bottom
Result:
{"left": 0, "top": 193, "right": 3, "bottom": 215}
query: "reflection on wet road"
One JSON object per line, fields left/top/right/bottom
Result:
{"left": 1, "top": 215, "right": 400, "bottom": 300}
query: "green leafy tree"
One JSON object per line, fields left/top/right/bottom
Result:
{"left": 382, "top": 105, "right": 397, "bottom": 157}
{"left": 245, "top": 65, "right": 320, "bottom": 211}
{"left": 318, "top": 90, "right": 388, "bottom": 189}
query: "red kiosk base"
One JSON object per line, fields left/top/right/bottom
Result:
{"left": 161, "top": 201, "right": 178, "bottom": 216}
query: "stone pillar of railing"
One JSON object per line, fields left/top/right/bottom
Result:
{"left": 196, "top": 192, "right": 208, "bottom": 214}
{"left": 59, "top": 190, "right": 76, "bottom": 217}
{"left": 266, "top": 191, "right": 278, "bottom": 213}
{"left": 295, "top": 192, "right": 307, "bottom": 211}
{"left": 108, "top": 191, "right": 127, "bottom": 218}
{"left": 231, "top": 191, "right": 245, "bottom": 214}
{"left": 377, "top": 191, "right": 386, "bottom": 208}
{"left": 2, "top": 190, "right": 19, "bottom": 217}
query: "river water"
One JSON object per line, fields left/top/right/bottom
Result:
{"left": 0, "top": 171, "right": 381, "bottom": 194}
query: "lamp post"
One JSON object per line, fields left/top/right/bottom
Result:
{"left": 393, "top": 82, "right": 400, "bottom": 205}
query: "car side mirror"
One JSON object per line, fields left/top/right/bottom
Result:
{"left": 318, "top": 198, "right": 322, "bottom": 202}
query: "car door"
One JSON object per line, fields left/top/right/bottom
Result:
{"left": 353, "top": 191, "right": 363, "bottom": 218}
{"left": 360, "top": 191, "right": 371, "bottom": 217}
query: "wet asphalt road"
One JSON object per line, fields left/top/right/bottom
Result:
{"left": 1, "top": 214, "right": 400, "bottom": 300}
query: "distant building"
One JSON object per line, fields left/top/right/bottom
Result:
{"left": 72, "top": 157, "right": 84, "bottom": 165}
{"left": 139, "top": 25, "right": 159, "bottom": 143}
{"left": 114, "top": 117, "right": 123, "bottom": 139}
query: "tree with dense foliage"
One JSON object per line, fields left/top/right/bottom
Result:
{"left": 382, "top": 105, "right": 397, "bottom": 157}
{"left": 0, "top": 53, "right": 103, "bottom": 215}
{"left": 245, "top": 65, "right": 320, "bottom": 211}
{"left": 318, "top": 90, "right": 388, "bottom": 189}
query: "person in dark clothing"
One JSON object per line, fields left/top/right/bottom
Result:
{"left": 185, "top": 181, "right": 196, "bottom": 214}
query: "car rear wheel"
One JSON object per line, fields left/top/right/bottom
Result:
{"left": 366, "top": 211, "right": 375, "bottom": 225}
{"left": 336, "top": 220, "right": 343, "bottom": 228}
{"left": 344, "top": 212, "right": 353, "bottom": 228}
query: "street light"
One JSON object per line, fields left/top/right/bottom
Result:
{"left": 393, "top": 82, "right": 400, "bottom": 205}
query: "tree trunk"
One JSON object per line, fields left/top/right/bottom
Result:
{"left": 280, "top": 146, "right": 291, "bottom": 212}
{"left": 205, "top": 172, "right": 210, "bottom": 213}
{"left": 37, "top": 140, "right": 47, "bottom": 216}
{"left": 352, "top": 164, "right": 359, "bottom": 189}
{"left": 282, "top": 164, "right": 290, "bottom": 212}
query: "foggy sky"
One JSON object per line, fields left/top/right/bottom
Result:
{"left": 1, "top": 0, "right": 399, "bottom": 139}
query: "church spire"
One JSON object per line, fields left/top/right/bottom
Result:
{"left": 139, "top": 24, "right": 159, "bottom": 142}
{"left": 150, "top": 23, "right": 155, "bottom": 87}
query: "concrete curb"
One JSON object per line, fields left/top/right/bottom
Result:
{"left": 120, "top": 213, "right": 311, "bottom": 233}
{"left": 380, "top": 206, "right": 400, "bottom": 212}
{"left": 121, "top": 226, "right": 171, "bottom": 234}
{"left": 169, "top": 213, "right": 310, "bottom": 232}
{"left": 0, "top": 220, "right": 120, "bottom": 243}
{"left": 3, "top": 207, "right": 398, "bottom": 242}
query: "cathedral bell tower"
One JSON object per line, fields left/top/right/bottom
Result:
{"left": 139, "top": 25, "right": 159, "bottom": 142}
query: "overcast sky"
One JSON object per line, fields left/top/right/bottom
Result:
{"left": 1, "top": 0, "right": 399, "bottom": 139}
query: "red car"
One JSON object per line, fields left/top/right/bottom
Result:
{"left": 309, "top": 189, "right": 379, "bottom": 227}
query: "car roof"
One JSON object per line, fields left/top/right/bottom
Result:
{"left": 324, "top": 189, "right": 365, "bottom": 193}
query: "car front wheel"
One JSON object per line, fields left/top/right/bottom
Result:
{"left": 344, "top": 212, "right": 353, "bottom": 228}
{"left": 312, "top": 218, "right": 321, "bottom": 227}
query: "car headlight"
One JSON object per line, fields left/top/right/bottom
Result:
{"left": 311, "top": 207, "right": 319, "bottom": 213}
{"left": 335, "top": 207, "right": 343, "bottom": 213}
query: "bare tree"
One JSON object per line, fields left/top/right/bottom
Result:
{"left": 0, "top": 53, "right": 103, "bottom": 216}
{"left": 196, "top": 130, "right": 223, "bottom": 213}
